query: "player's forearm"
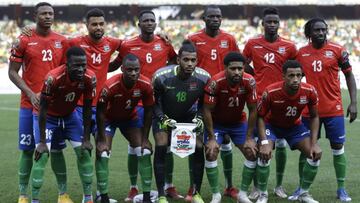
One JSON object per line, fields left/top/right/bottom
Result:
{"left": 203, "top": 107, "right": 215, "bottom": 139}
{"left": 345, "top": 71, "right": 357, "bottom": 105}
{"left": 246, "top": 105, "right": 257, "bottom": 139}
{"left": 257, "top": 116, "right": 267, "bottom": 141}
{"left": 142, "top": 106, "right": 153, "bottom": 139}
{"left": 38, "top": 98, "right": 48, "bottom": 143}
{"left": 309, "top": 116, "right": 320, "bottom": 145}
{"left": 96, "top": 103, "right": 106, "bottom": 141}
{"left": 8, "top": 63, "right": 34, "bottom": 97}
{"left": 82, "top": 99, "right": 92, "bottom": 141}
{"left": 108, "top": 60, "right": 121, "bottom": 73}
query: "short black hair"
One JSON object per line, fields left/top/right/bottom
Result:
{"left": 304, "top": 18, "right": 328, "bottom": 40}
{"left": 34, "top": 2, "right": 52, "bottom": 14}
{"left": 178, "top": 40, "right": 196, "bottom": 56}
{"left": 66, "top": 46, "right": 86, "bottom": 61}
{"left": 282, "top": 60, "right": 302, "bottom": 74}
{"left": 122, "top": 53, "right": 139, "bottom": 66}
{"left": 263, "top": 7, "right": 279, "bottom": 18}
{"left": 86, "top": 8, "right": 105, "bottom": 22}
{"left": 204, "top": 5, "right": 221, "bottom": 16}
{"left": 223, "top": 52, "right": 246, "bottom": 66}
{"left": 138, "top": 10, "right": 155, "bottom": 21}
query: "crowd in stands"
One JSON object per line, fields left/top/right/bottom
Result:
{"left": 0, "top": 19, "right": 359, "bottom": 64}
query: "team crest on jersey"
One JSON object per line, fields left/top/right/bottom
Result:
{"left": 103, "top": 45, "right": 110, "bottom": 52}
{"left": 133, "top": 89, "right": 141, "bottom": 97}
{"left": 249, "top": 78, "right": 256, "bottom": 88}
{"left": 299, "top": 96, "right": 308, "bottom": 104}
{"left": 78, "top": 82, "right": 85, "bottom": 89}
{"left": 12, "top": 38, "right": 20, "bottom": 49}
{"left": 99, "top": 89, "right": 108, "bottom": 102}
{"left": 325, "top": 51, "right": 334, "bottom": 58}
{"left": 80, "top": 44, "right": 90, "bottom": 48}
{"left": 220, "top": 40, "right": 229, "bottom": 48}
{"left": 54, "top": 41, "right": 62, "bottom": 49}
{"left": 189, "top": 82, "right": 198, "bottom": 91}
{"left": 278, "top": 47, "right": 285, "bottom": 54}
{"left": 44, "top": 76, "right": 54, "bottom": 94}
{"left": 208, "top": 80, "right": 217, "bottom": 94}
{"left": 154, "top": 43, "right": 162, "bottom": 51}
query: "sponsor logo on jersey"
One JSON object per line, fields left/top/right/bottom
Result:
{"left": 58, "top": 86, "right": 66, "bottom": 89}
{"left": 325, "top": 50, "right": 334, "bottom": 58}
{"left": 278, "top": 47, "right": 285, "bottom": 54}
{"left": 80, "top": 44, "right": 90, "bottom": 48}
{"left": 196, "top": 42, "right": 206, "bottom": 45}
{"left": 131, "top": 47, "right": 141, "bottom": 51}
{"left": 28, "top": 42, "right": 38, "bottom": 46}
{"left": 336, "top": 104, "right": 341, "bottom": 110}
{"left": 154, "top": 43, "right": 162, "bottom": 51}
{"left": 254, "top": 46, "right": 263, "bottom": 49}
{"left": 220, "top": 90, "right": 228, "bottom": 93}
{"left": 189, "top": 82, "right": 198, "bottom": 91}
{"left": 299, "top": 96, "right": 308, "bottom": 104}
{"left": 114, "top": 94, "right": 123, "bottom": 97}
{"left": 302, "top": 53, "right": 310, "bottom": 56}
{"left": 54, "top": 41, "right": 62, "bottom": 48}
{"left": 165, "top": 86, "right": 176, "bottom": 90}
{"left": 274, "top": 100, "right": 285, "bottom": 103}
{"left": 103, "top": 45, "right": 110, "bottom": 52}
{"left": 220, "top": 40, "right": 229, "bottom": 48}
{"left": 133, "top": 89, "right": 141, "bottom": 97}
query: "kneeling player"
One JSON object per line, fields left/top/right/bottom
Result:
{"left": 96, "top": 54, "right": 154, "bottom": 203}
{"left": 31, "top": 47, "right": 98, "bottom": 203}
{"left": 256, "top": 60, "right": 322, "bottom": 203}
{"left": 203, "top": 52, "right": 258, "bottom": 203}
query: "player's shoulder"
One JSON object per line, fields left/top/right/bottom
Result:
{"left": 48, "top": 65, "right": 66, "bottom": 80}
{"left": 105, "top": 74, "right": 122, "bottom": 88}
{"left": 246, "top": 35, "right": 263, "bottom": 43}
{"left": 326, "top": 41, "right": 344, "bottom": 50}
{"left": 219, "top": 29, "right": 236, "bottom": 39}
{"left": 138, "top": 74, "right": 152, "bottom": 86}
{"left": 278, "top": 36, "right": 295, "bottom": 45}
{"left": 187, "top": 29, "right": 205, "bottom": 39}
{"left": 50, "top": 31, "right": 66, "bottom": 40}
{"left": 123, "top": 35, "right": 140, "bottom": 44}
{"left": 242, "top": 73, "right": 256, "bottom": 84}
{"left": 300, "top": 82, "right": 316, "bottom": 92}
{"left": 194, "top": 67, "right": 211, "bottom": 81}
{"left": 153, "top": 65, "right": 176, "bottom": 80}
{"left": 266, "top": 81, "right": 283, "bottom": 93}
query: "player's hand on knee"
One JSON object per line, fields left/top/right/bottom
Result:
{"left": 34, "top": 142, "right": 49, "bottom": 161}
{"left": 243, "top": 138, "right": 258, "bottom": 159}
{"left": 259, "top": 142, "right": 272, "bottom": 162}
{"left": 205, "top": 139, "right": 219, "bottom": 158}
{"left": 141, "top": 138, "right": 153, "bottom": 155}
{"left": 81, "top": 140, "right": 93, "bottom": 156}
{"left": 310, "top": 143, "right": 322, "bottom": 161}
{"left": 96, "top": 141, "right": 109, "bottom": 159}
{"left": 192, "top": 115, "right": 204, "bottom": 134}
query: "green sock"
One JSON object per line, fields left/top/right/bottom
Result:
{"left": 205, "top": 163, "right": 219, "bottom": 193}
{"left": 240, "top": 163, "right": 256, "bottom": 191}
{"left": 188, "top": 154, "right": 194, "bottom": 187}
{"left": 50, "top": 151, "right": 67, "bottom": 194}
{"left": 333, "top": 152, "right": 346, "bottom": 189}
{"left": 31, "top": 153, "right": 49, "bottom": 199}
{"left": 253, "top": 172, "right": 258, "bottom": 188}
{"left": 19, "top": 150, "right": 34, "bottom": 195}
{"left": 96, "top": 154, "right": 109, "bottom": 194}
{"left": 165, "top": 152, "right": 174, "bottom": 185}
{"left": 256, "top": 162, "right": 270, "bottom": 192}
{"left": 220, "top": 150, "right": 233, "bottom": 188}
{"left": 128, "top": 153, "right": 138, "bottom": 187}
{"left": 74, "top": 147, "right": 93, "bottom": 195}
{"left": 299, "top": 153, "right": 307, "bottom": 185}
{"left": 138, "top": 154, "right": 153, "bottom": 192}
{"left": 275, "top": 147, "right": 287, "bottom": 187}
{"left": 301, "top": 160, "right": 318, "bottom": 191}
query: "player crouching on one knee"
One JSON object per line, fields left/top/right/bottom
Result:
{"left": 96, "top": 54, "right": 154, "bottom": 203}
{"left": 203, "top": 52, "right": 258, "bottom": 203}
{"left": 256, "top": 60, "right": 322, "bottom": 203}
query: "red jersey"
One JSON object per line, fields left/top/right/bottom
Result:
{"left": 9, "top": 30, "right": 66, "bottom": 108}
{"left": 257, "top": 82, "right": 318, "bottom": 128}
{"left": 188, "top": 29, "right": 240, "bottom": 76}
{"left": 65, "top": 36, "right": 122, "bottom": 106}
{"left": 39, "top": 65, "right": 96, "bottom": 117}
{"left": 243, "top": 35, "right": 297, "bottom": 96}
{"left": 114, "top": 35, "right": 176, "bottom": 78}
{"left": 204, "top": 71, "right": 257, "bottom": 125}
{"left": 98, "top": 74, "right": 154, "bottom": 121}
{"left": 296, "top": 42, "right": 352, "bottom": 117}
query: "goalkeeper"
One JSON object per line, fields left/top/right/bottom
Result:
{"left": 152, "top": 40, "right": 211, "bottom": 203}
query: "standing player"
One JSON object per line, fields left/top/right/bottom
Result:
{"left": 257, "top": 60, "right": 322, "bottom": 203}
{"left": 242, "top": 7, "right": 297, "bottom": 199}
{"left": 187, "top": 5, "right": 240, "bottom": 200}
{"left": 31, "top": 47, "right": 97, "bottom": 203}
{"left": 291, "top": 18, "right": 357, "bottom": 202}
{"left": 109, "top": 10, "right": 179, "bottom": 202}
{"left": 152, "top": 40, "right": 210, "bottom": 203}
{"left": 96, "top": 54, "right": 154, "bottom": 203}
{"left": 202, "top": 52, "right": 257, "bottom": 203}
{"left": 8, "top": 2, "right": 71, "bottom": 203}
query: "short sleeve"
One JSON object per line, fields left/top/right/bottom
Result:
{"left": 9, "top": 35, "right": 27, "bottom": 63}
{"left": 246, "top": 77, "right": 257, "bottom": 104}
{"left": 257, "top": 89, "right": 270, "bottom": 117}
{"left": 203, "top": 79, "right": 218, "bottom": 105}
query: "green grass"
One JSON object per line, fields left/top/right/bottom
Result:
{"left": 0, "top": 91, "right": 359, "bottom": 203}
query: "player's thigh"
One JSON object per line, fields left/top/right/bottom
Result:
{"left": 103, "top": 121, "right": 117, "bottom": 150}
{"left": 152, "top": 118, "right": 169, "bottom": 146}
{"left": 63, "top": 112, "right": 83, "bottom": 148}
{"left": 76, "top": 106, "right": 97, "bottom": 135}
{"left": 18, "top": 108, "right": 35, "bottom": 150}
{"left": 121, "top": 128, "right": 142, "bottom": 147}
{"left": 33, "top": 113, "right": 63, "bottom": 150}
{"left": 323, "top": 116, "right": 346, "bottom": 148}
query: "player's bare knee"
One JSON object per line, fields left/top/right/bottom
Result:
{"left": 330, "top": 142, "right": 343, "bottom": 150}
{"left": 243, "top": 148, "right": 257, "bottom": 161}
{"left": 205, "top": 151, "right": 218, "bottom": 161}
{"left": 275, "top": 138, "right": 287, "bottom": 148}
{"left": 154, "top": 132, "right": 168, "bottom": 146}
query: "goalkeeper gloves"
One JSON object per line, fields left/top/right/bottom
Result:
{"left": 160, "top": 115, "right": 177, "bottom": 130}
{"left": 192, "top": 115, "right": 204, "bottom": 133}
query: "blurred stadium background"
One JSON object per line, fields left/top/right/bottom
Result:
{"left": 0, "top": 1, "right": 360, "bottom": 94}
